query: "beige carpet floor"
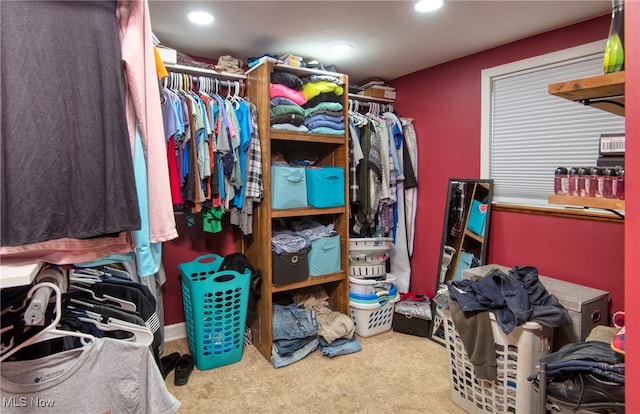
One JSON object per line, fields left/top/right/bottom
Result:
{"left": 161, "top": 330, "right": 466, "bottom": 414}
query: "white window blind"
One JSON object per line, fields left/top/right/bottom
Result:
{"left": 483, "top": 42, "right": 625, "bottom": 205}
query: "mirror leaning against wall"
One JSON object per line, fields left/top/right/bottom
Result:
{"left": 430, "top": 178, "right": 493, "bottom": 345}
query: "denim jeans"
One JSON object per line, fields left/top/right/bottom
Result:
{"left": 318, "top": 336, "right": 362, "bottom": 358}
{"left": 274, "top": 336, "right": 318, "bottom": 356}
{"left": 448, "top": 266, "right": 570, "bottom": 334}
{"left": 528, "top": 341, "right": 625, "bottom": 384}
{"left": 271, "top": 337, "right": 318, "bottom": 368}
{"left": 272, "top": 303, "right": 317, "bottom": 341}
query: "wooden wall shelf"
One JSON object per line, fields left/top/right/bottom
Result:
{"left": 548, "top": 71, "right": 625, "bottom": 116}
{"left": 548, "top": 194, "right": 625, "bottom": 211}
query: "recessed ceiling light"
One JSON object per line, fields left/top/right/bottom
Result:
{"left": 330, "top": 44, "right": 353, "bottom": 54}
{"left": 414, "top": 0, "right": 443, "bottom": 13}
{"left": 188, "top": 11, "right": 214, "bottom": 25}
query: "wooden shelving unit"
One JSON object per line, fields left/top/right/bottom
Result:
{"left": 548, "top": 71, "right": 625, "bottom": 116}
{"left": 243, "top": 60, "right": 350, "bottom": 361}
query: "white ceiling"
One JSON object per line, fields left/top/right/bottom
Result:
{"left": 148, "top": 0, "right": 611, "bottom": 85}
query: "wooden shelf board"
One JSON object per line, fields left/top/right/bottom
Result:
{"left": 548, "top": 71, "right": 625, "bottom": 116}
{"left": 272, "top": 206, "right": 346, "bottom": 218}
{"left": 270, "top": 130, "right": 346, "bottom": 144}
{"left": 548, "top": 195, "right": 625, "bottom": 211}
{"left": 463, "top": 229, "right": 484, "bottom": 243}
{"left": 271, "top": 272, "right": 345, "bottom": 293}
{"left": 548, "top": 71, "right": 625, "bottom": 100}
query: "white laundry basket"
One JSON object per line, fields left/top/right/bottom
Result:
{"left": 349, "top": 237, "right": 392, "bottom": 278}
{"left": 349, "top": 274, "right": 396, "bottom": 295}
{"left": 443, "top": 308, "right": 553, "bottom": 414}
{"left": 349, "top": 288, "right": 399, "bottom": 337}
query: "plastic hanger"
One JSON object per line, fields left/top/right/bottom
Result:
{"left": 68, "top": 284, "right": 137, "bottom": 312}
{"left": 73, "top": 308, "right": 153, "bottom": 347}
{"left": 0, "top": 283, "right": 93, "bottom": 362}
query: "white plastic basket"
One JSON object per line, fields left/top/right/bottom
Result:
{"left": 350, "top": 295, "right": 399, "bottom": 337}
{"left": 349, "top": 263, "right": 387, "bottom": 278}
{"left": 443, "top": 308, "right": 553, "bottom": 414}
{"left": 349, "top": 274, "right": 396, "bottom": 295}
{"left": 349, "top": 237, "right": 392, "bottom": 265}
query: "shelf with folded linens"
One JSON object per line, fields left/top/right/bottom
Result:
{"left": 244, "top": 59, "right": 350, "bottom": 361}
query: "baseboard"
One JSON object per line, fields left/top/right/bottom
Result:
{"left": 164, "top": 322, "right": 187, "bottom": 342}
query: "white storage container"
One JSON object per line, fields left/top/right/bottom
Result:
{"left": 349, "top": 274, "right": 396, "bottom": 295}
{"left": 350, "top": 295, "right": 399, "bottom": 337}
{"left": 349, "top": 237, "right": 392, "bottom": 278}
{"left": 443, "top": 308, "right": 553, "bottom": 414}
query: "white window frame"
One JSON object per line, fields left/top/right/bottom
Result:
{"left": 480, "top": 40, "right": 625, "bottom": 207}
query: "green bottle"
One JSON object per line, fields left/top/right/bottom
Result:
{"left": 603, "top": 0, "right": 624, "bottom": 73}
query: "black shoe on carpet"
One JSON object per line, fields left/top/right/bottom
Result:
{"left": 160, "top": 352, "right": 180, "bottom": 380}
{"left": 174, "top": 354, "right": 195, "bottom": 386}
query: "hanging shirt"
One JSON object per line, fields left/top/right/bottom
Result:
{"left": 1, "top": 1, "right": 140, "bottom": 247}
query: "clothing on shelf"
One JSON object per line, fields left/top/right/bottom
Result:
{"left": 270, "top": 71, "right": 346, "bottom": 135}
{"left": 271, "top": 286, "right": 359, "bottom": 368}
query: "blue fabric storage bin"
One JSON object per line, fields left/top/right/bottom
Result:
{"left": 453, "top": 250, "right": 476, "bottom": 281}
{"left": 308, "top": 235, "right": 341, "bottom": 276}
{"left": 467, "top": 199, "right": 488, "bottom": 236}
{"left": 305, "top": 167, "right": 345, "bottom": 208}
{"left": 271, "top": 166, "right": 307, "bottom": 209}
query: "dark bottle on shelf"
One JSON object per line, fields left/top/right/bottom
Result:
{"left": 554, "top": 167, "right": 568, "bottom": 195}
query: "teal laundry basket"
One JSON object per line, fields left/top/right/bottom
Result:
{"left": 179, "top": 254, "right": 251, "bottom": 370}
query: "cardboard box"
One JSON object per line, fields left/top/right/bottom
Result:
{"left": 363, "top": 87, "right": 396, "bottom": 100}
{"left": 462, "top": 264, "right": 610, "bottom": 350}
{"left": 392, "top": 312, "right": 431, "bottom": 337}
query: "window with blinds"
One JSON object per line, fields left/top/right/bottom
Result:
{"left": 480, "top": 41, "right": 625, "bottom": 206}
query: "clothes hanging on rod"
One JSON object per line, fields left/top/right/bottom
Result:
{"left": 160, "top": 69, "right": 263, "bottom": 236}
{"left": 0, "top": 282, "right": 179, "bottom": 414}
{"left": 0, "top": 1, "right": 140, "bottom": 248}
{"left": 0, "top": 0, "right": 178, "bottom": 271}
{"left": 347, "top": 97, "right": 419, "bottom": 293}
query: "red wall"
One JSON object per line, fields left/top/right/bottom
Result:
{"left": 162, "top": 214, "right": 237, "bottom": 325}
{"left": 390, "top": 14, "right": 626, "bottom": 314}
{"left": 161, "top": 15, "right": 627, "bottom": 324}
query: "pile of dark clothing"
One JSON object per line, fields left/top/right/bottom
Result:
{"left": 529, "top": 326, "right": 625, "bottom": 413}
{"left": 447, "top": 265, "right": 571, "bottom": 380}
